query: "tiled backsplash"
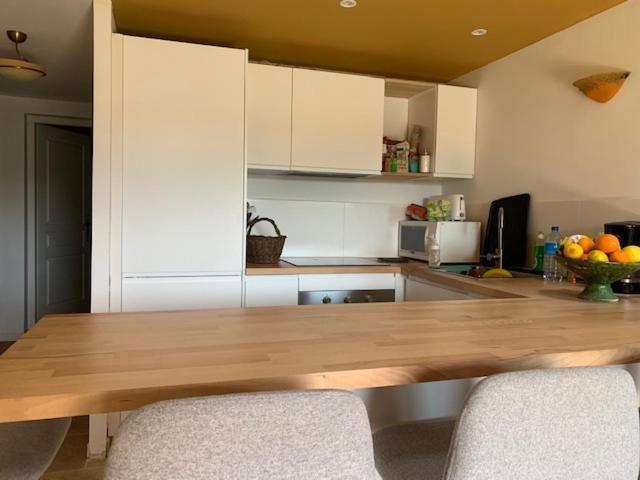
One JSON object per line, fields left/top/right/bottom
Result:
{"left": 247, "top": 174, "right": 442, "bottom": 258}
{"left": 249, "top": 199, "right": 406, "bottom": 258}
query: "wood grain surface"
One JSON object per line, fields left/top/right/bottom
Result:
{"left": 1, "top": 266, "right": 639, "bottom": 422}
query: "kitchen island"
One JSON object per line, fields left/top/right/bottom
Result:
{"left": 1, "top": 266, "right": 639, "bottom": 423}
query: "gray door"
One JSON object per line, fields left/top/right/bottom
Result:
{"left": 36, "top": 124, "right": 92, "bottom": 320}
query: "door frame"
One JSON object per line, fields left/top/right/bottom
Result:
{"left": 25, "top": 114, "right": 92, "bottom": 330}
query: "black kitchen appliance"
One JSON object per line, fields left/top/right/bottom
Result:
{"left": 482, "top": 194, "right": 531, "bottom": 268}
{"left": 604, "top": 221, "right": 640, "bottom": 294}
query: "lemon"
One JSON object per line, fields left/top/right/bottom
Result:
{"left": 622, "top": 245, "right": 640, "bottom": 263}
{"left": 482, "top": 268, "right": 513, "bottom": 279}
{"left": 563, "top": 243, "right": 584, "bottom": 259}
{"left": 561, "top": 236, "right": 573, "bottom": 248}
{"left": 587, "top": 250, "right": 609, "bottom": 263}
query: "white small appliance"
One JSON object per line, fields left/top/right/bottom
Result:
{"left": 398, "top": 221, "right": 481, "bottom": 263}
{"left": 426, "top": 194, "right": 466, "bottom": 221}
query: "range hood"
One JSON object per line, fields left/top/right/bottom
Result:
{"left": 248, "top": 168, "right": 376, "bottom": 179}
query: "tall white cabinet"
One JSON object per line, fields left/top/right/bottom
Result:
{"left": 113, "top": 35, "right": 246, "bottom": 311}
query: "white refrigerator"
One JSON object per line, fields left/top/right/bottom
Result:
{"left": 115, "top": 35, "right": 246, "bottom": 312}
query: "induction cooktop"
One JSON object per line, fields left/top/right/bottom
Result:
{"left": 281, "top": 257, "right": 389, "bottom": 267}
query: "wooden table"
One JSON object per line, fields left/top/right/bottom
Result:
{"left": 2, "top": 270, "right": 640, "bottom": 423}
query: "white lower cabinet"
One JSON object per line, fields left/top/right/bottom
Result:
{"left": 244, "top": 273, "right": 400, "bottom": 307}
{"left": 356, "top": 379, "right": 482, "bottom": 431}
{"left": 298, "top": 273, "right": 396, "bottom": 292}
{"left": 122, "top": 276, "right": 242, "bottom": 312}
{"left": 244, "top": 275, "right": 299, "bottom": 307}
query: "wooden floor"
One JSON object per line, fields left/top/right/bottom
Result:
{"left": 43, "top": 417, "right": 105, "bottom": 479}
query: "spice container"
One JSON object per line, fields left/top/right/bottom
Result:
{"left": 419, "top": 154, "right": 431, "bottom": 173}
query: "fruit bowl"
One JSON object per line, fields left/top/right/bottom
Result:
{"left": 555, "top": 254, "right": 640, "bottom": 302}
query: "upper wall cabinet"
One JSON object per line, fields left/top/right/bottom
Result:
{"left": 247, "top": 65, "right": 385, "bottom": 175}
{"left": 291, "top": 68, "right": 385, "bottom": 175}
{"left": 406, "top": 84, "right": 477, "bottom": 178}
{"left": 117, "top": 36, "right": 246, "bottom": 275}
{"left": 247, "top": 66, "right": 476, "bottom": 179}
{"left": 247, "top": 64, "right": 293, "bottom": 171}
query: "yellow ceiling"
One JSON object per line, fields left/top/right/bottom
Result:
{"left": 112, "top": 0, "right": 625, "bottom": 83}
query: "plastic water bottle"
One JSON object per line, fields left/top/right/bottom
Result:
{"left": 428, "top": 234, "right": 441, "bottom": 268}
{"left": 543, "top": 226, "right": 562, "bottom": 282}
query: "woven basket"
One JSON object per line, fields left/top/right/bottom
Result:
{"left": 246, "top": 217, "right": 287, "bottom": 264}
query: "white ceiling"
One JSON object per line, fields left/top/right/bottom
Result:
{"left": 0, "top": 0, "right": 92, "bottom": 102}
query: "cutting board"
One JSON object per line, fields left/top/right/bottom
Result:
{"left": 482, "top": 194, "right": 531, "bottom": 268}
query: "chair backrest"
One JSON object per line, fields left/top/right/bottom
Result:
{"left": 443, "top": 367, "right": 640, "bottom": 480}
{"left": 0, "top": 417, "right": 71, "bottom": 480}
{"left": 105, "top": 389, "right": 378, "bottom": 480}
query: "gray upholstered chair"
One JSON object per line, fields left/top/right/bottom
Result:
{"left": 105, "top": 389, "right": 379, "bottom": 480}
{"left": 0, "top": 417, "right": 71, "bottom": 480}
{"left": 375, "top": 367, "right": 640, "bottom": 480}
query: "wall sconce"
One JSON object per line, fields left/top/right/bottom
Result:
{"left": 573, "top": 71, "right": 630, "bottom": 103}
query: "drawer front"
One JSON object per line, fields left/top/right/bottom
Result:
{"left": 298, "top": 274, "right": 396, "bottom": 292}
{"left": 122, "top": 276, "right": 241, "bottom": 312}
{"left": 244, "top": 275, "right": 299, "bottom": 307}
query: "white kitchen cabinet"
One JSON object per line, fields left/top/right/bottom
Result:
{"left": 244, "top": 275, "right": 298, "bottom": 307}
{"left": 119, "top": 35, "right": 246, "bottom": 275}
{"left": 298, "top": 273, "right": 396, "bottom": 292}
{"left": 247, "top": 64, "right": 293, "bottom": 171}
{"left": 407, "top": 84, "right": 477, "bottom": 178}
{"left": 291, "top": 68, "right": 384, "bottom": 175}
{"left": 122, "top": 276, "right": 242, "bottom": 312}
{"left": 404, "top": 276, "right": 485, "bottom": 301}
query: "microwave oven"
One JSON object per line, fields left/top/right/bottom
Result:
{"left": 398, "top": 221, "right": 481, "bottom": 263}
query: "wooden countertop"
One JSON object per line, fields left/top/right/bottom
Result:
{"left": 245, "top": 260, "right": 402, "bottom": 275}
{"left": 1, "top": 270, "right": 640, "bottom": 422}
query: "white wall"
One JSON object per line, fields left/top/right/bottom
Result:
{"left": 443, "top": 0, "right": 640, "bottom": 244}
{"left": 0, "top": 94, "right": 91, "bottom": 340}
{"left": 92, "top": 0, "right": 115, "bottom": 314}
{"left": 383, "top": 97, "right": 408, "bottom": 141}
{"left": 248, "top": 174, "right": 441, "bottom": 258}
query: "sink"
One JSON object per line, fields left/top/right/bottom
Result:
{"left": 437, "top": 265, "right": 541, "bottom": 280}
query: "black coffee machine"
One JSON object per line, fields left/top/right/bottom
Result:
{"left": 605, "top": 221, "right": 640, "bottom": 294}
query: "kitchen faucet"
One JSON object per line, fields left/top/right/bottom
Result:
{"left": 482, "top": 207, "right": 504, "bottom": 269}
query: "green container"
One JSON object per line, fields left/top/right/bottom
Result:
{"left": 555, "top": 254, "right": 640, "bottom": 302}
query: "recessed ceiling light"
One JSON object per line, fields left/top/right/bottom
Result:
{"left": 471, "top": 28, "right": 488, "bottom": 36}
{"left": 340, "top": 0, "right": 357, "bottom": 8}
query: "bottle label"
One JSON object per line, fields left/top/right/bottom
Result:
{"left": 544, "top": 242, "right": 558, "bottom": 255}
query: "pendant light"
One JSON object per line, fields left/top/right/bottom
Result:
{"left": 0, "top": 30, "right": 46, "bottom": 81}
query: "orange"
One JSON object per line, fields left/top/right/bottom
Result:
{"left": 581, "top": 254, "right": 589, "bottom": 261}
{"left": 578, "top": 236, "right": 595, "bottom": 254}
{"left": 595, "top": 234, "right": 621, "bottom": 254}
{"left": 609, "top": 250, "right": 630, "bottom": 263}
